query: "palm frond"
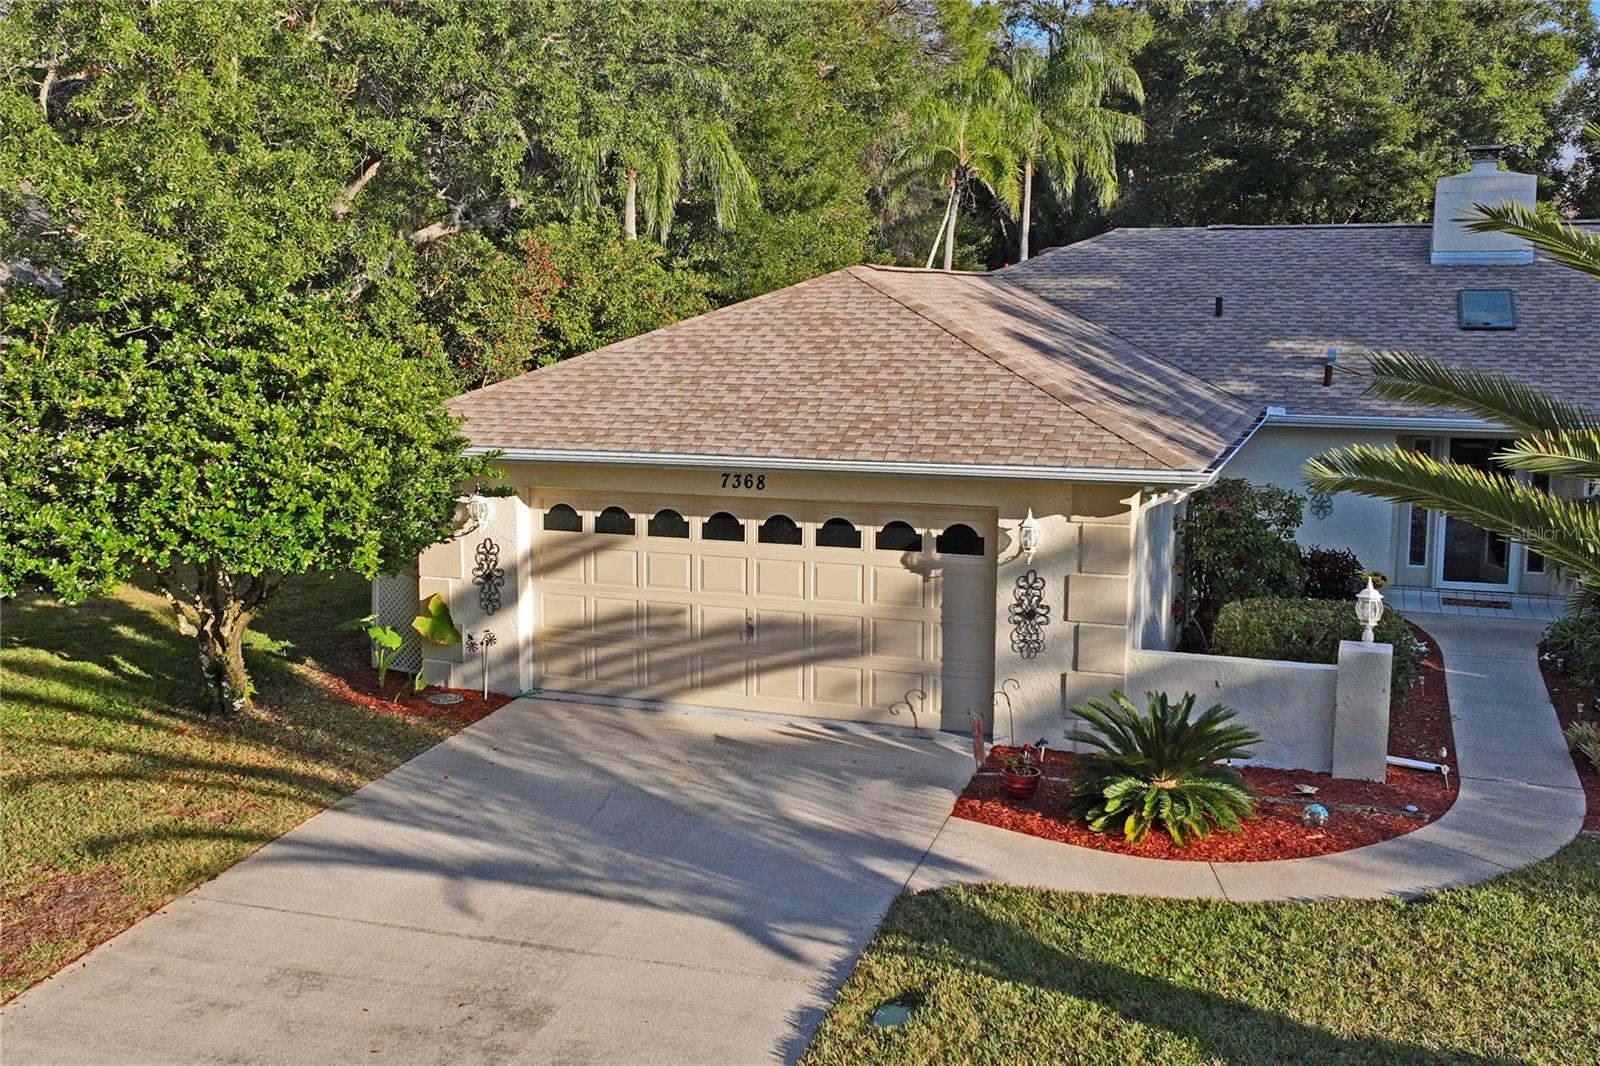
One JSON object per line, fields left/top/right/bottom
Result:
{"left": 1495, "top": 430, "right": 1600, "bottom": 481}
{"left": 1463, "top": 200, "right": 1600, "bottom": 281}
{"left": 1362, "top": 351, "right": 1600, "bottom": 434}
{"left": 1304, "top": 445, "right": 1600, "bottom": 584}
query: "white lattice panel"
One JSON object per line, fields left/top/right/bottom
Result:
{"left": 372, "top": 572, "right": 423, "bottom": 673}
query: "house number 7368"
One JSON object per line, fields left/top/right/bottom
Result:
{"left": 721, "top": 473, "right": 766, "bottom": 490}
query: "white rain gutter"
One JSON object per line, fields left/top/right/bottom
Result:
{"left": 466, "top": 446, "right": 1220, "bottom": 487}
{"left": 1261, "top": 410, "right": 1507, "bottom": 433}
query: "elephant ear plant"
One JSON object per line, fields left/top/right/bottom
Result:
{"left": 340, "top": 616, "right": 407, "bottom": 693}
{"left": 1068, "top": 691, "right": 1260, "bottom": 846}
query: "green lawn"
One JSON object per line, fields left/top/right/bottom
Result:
{"left": 1, "top": 573, "right": 466, "bottom": 1001}
{"left": 804, "top": 839, "right": 1600, "bottom": 1066}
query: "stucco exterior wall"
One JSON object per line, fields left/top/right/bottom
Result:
{"left": 1221, "top": 425, "right": 1401, "bottom": 578}
{"left": 399, "top": 461, "right": 1151, "bottom": 739}
{"left": 1130, "top": 494, "right": 1180, "bottom": 653}
{"left": 1126, "top": 648, "right": 1338, "bottom": 771}
{"left": 1125, "top": 643, "right": 1393, "bottom": 778}
{"left": 413, "top": 494, "right": 534, "bottom": 695}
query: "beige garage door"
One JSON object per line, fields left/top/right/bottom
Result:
{"left": 529, "top": 492, "right": 996, "bottom": 728}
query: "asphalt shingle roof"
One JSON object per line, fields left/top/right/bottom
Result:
{"left": 449, "top": 264, "right": 1259, "bottom": 473}
{"left": 1001, "top": 223, "right": 1600, "bottom": 418}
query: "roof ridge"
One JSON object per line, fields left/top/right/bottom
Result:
{"left": 993, "top": 269, "right": 1247, "bottom": 405}
{"left": 844, "top": 266, "right": 1199, "bottom": 470}
{"left": 452, "top": 268, "right": 858, "bottom": 402}
{"left": 979, "top": 274, "right": 1257, "bottom": 467}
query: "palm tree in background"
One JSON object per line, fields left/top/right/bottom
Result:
{"left": 567, "top": 60, "right": 759, "bottom": 243}
{"left": 1004, "top": 29, "right": 1144, "bottom": 262}
{"left": 891, "top": 67, "right": 1020, "bottom": 271}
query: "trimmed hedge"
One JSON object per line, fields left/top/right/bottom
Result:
{"left": 1212, "top": 596, "right": 1422, "bottom": 706}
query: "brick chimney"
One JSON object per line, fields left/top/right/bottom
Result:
{"left": 1430, "top": 145, "right": 1535, "bottom": 265}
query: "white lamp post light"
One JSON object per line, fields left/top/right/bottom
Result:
{"left": 1018, "top": 509, "right": 1041, "bottom": 564}
{"left": 1355, "top": 578, "right": 1385, "bottom": 643}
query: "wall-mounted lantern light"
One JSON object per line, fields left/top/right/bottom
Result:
{"left": 1355, "top": 578, "right": 1385, "bottom": 643}
{"left": 465, "top": 494, "right": 492, "bottom": 527}
{"left": 1018, "top": 508, "right": 1041, "bottom": 564}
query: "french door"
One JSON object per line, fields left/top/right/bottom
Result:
{"left": 1432, "top": 438, "right": 1520, "bottom": 592}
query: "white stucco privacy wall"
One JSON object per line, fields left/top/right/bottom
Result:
{"left": 1125, "top": 648, "right": 1339, "bottom": 771}
{"left": 1124, "top": 641, "right": 1392, "bottom": 780}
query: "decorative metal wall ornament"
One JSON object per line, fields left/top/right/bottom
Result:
{"left": 465, "top": 629, "right": 499, "bottom": 699}
{"left": 471, "top": 537, "right": 505, "bottom": 615}
{"left": 1309, "top": 491, "right": 1335, "bottom": 520}
{"left": 1008, "top": 570, "right": 1050, "bottom": 659}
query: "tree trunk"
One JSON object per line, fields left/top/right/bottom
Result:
{"left": 925, "top": 178, "right": 958, "bottom": 269}
{"left": 942, "top": 172, "right": 959, "bottom": 272}
{"left": 624, "top": 168, "right": 638, "bottom": 240}
{"left": 1019, "top": 158, "right": 1034, "bottom": 262}
{"left": 160, "top": 564, "right": 272, "bottom": 716}
{"left": 196, "top": 601, "right": 254, "bottom": 716}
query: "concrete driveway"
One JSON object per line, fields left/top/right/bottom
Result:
{"left": 1, "top": 698, "right": 976, "bottom": 1065}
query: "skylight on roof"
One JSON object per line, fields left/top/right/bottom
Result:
{"left": 1459, "top": 289, "right": 1515, "bottom": 330}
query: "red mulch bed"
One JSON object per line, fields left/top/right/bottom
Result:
{"left": 1389, "top": 623, "right": 1454, "bottom": 765}
{"left": 952, "top": 624, "right": 1459, "bottom": 862}
{"left": 309, "top": 663, "right": 510, "bottom": 724}
{"left": 1537, "top": 659, "right": 1600, "bottom": 834}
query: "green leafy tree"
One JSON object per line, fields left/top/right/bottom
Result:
{"left": 1176, "top": 478, "right": 1308, "bottom": 647}
{"left": 560, "top": 1, "right": 762, "bottom": 243}
{"left": 893, "top": 76, "right": 1020, "bottom": 271}
{"left": 1002, "top": 29, "right": 1143, "bottom": 261}
{"left": 1, "top": 291, "right": 489, "bottom": 714}
{"left": 1027, "top": 0, "right": 1592, "bottom": 239}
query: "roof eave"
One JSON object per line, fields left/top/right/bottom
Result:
{"left": 1262, "top": 411, "right": 1505, "bottom": 432}
{"left": 467, "top": 446, "right": 1220, "bottom": 487}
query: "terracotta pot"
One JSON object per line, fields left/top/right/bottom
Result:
{"left": 1000, "top": 763, "right": 1042, "bottom": 799}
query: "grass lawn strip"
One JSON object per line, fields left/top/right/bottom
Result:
{"left": 1, "top": 573, "right": 482, "bottom": 1001}
{"left": 802, "top": 838, "right": 1600, "bottom": 1065}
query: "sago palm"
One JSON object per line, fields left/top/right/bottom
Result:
{"left": 1004, "top": 31, "right": 1143, "bottom": 262}
{"left": 1067, "top": 690, "right": 1259, "bottom": 846}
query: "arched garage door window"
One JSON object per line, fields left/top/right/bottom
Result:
{"left": 543, "top": 503, "right": 582, "bottom": 532}
{"left": 596, "top": 506, "right": 635, "bottom": 535}
{"left": 758, "top": 514, "right": 802, "bottom": 545}
{"left": 936, "top": 523, "right": 984, "bottom": 556}
{"left": 816, "top": 517, "right": 861, "bottom": 548}
{"left": 648, "top": 509, "right": 690, "bottom": 538}
{"left": 876, "top": 521, "right": 922, "bottom": 552}
{"left": 703, "top": 511, "right": 745, "bottom": 542}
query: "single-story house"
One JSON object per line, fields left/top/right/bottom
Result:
{"left": 381, "top": 147, "right": 1597, "bottom": 739}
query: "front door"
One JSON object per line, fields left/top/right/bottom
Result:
{"left": 1434, "top": 438, "right": 1518, "bottom": 592}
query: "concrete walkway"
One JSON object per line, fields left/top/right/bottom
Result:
{"left": 911, "top": 612, "right": 1588, "bottom": 900}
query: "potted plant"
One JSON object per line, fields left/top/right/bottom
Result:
{"left": 999, "top": 748, "right": 1043, "bottom": 799}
